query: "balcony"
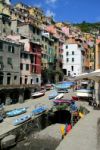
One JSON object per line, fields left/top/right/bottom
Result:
{"left": 0, "top": 84, "right": 40, "bottom": 90}
{"left": 41, "top": 31, "right": 50, "bottom": 38}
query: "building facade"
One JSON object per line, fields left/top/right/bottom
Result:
{"left": 63, "top": 43, "right": 84, "bottom": 77}
{"left": 0, "top": 37, "right": 21, "bottom": 85}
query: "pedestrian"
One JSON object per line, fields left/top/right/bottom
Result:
{"left": 65, "top": 123, "right": 72, "bottom": 135}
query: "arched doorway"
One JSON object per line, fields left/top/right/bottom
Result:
{"left": 24, "top": 89, "right": 31, "bottom": 100}
{"left": 7, "top": 73, "right": 11, "bottom": 85}
{"left": 0, "top": 72, "right": 4, "bottom": 85}
{"left": 0, "top": 91, "right": 6, "bottom": 104}
{"left": 10, "top": 89, "right": 19, "bottom": 104}
{"left": 25, "top": 76, "right": 28, "bottom": 84}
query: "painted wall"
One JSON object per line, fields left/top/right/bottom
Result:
{"left": 63, "top": 44, "right": 84, "bottom": 77}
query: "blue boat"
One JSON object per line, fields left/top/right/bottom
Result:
{"left": 55, "top": 81, "right": 75, "bottom": 93}
{"left": 13, "top": 114, "right": 31, "bottom": 126}
{"left": 32, "top": 106, "right": 47, "bottom": 116}
{"left": 49, "top": 90, "right": 58, "bottom": 99}
{"left": 6, "top": 108, "right": 27, "bottom": 117}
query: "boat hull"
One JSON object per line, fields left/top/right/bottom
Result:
{"left": 54, "top": 93, "right": 64, "bottom": 100}
{"left": 13, "top": 115, "right": 31, "bottom": 126}
{"left": 32, "top": 106, "right": 47, "bottom": 115}
{"left": 6, "top": 108, "right": 27, "bottom": 117}
{"left": 32, "top": 92, "right": 45, "bottom": 98}
{"left": 76, "top": 89, "right": 93, "bottom": 98}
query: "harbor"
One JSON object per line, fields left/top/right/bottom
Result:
{"left": 0, "top": 89, "right": 95, "bottom": 150}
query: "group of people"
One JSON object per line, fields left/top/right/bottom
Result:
{"left": 60, "top": 101, "right": 79, "bottom": 139}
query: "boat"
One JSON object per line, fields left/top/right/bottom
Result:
{"left": 76, "top": 89, "right": 93, "bottom": 98}
{"left": 55, "top": 81, "right": 75, "bottom": 93}
{"left": 53, "top": 99, "right": 73, "bottom": 105}
{"left": 13, "top": 114, "right": 31, "bottom": 126}
{"left": 45, "top": 84, "right": 52, "bottom": 90}
{"left": 49, "top": 90, "right": 58, "bottom": 100}
{"left": 6, "top": 108, "right": 27, "bottom": 117}
{"left": 32, "top": 106, "right": 47, "bottom": 116}
{"left": 31, "top": 91, "right": 45, "bottom": 98}
{"left": 54, "top": 93, "right": 64, "bottom": 100}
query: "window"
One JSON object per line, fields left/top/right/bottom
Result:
{"left": 20, "top": 63, "right": 23, "bottom": 70}
{"left": 31, "top": 79, "right": 33, "bottom": 84}
{"left": 71, "top": 66, "right": 74, "bottom": 71}
{"left": 17, "top": 28, "right": 19, "bottom": 33}
{"left": 8, "top": 46, "right": 14, "bottom": 53}
{"left": 66, "top": 45, "right": 68, "bottom": 49}
{"left": 33, "top": 27, "right": 35, "bottom": 33}
{"left": 66, "top": 52, "right": 69, "bottom": 55}
{"left": 66, "top": 58, "right": 69, "bottom": 62}
{"left": 3, "top": 20, "right": 5, "bottom": 24}
{"left": 36, "top": 78, "right": 39, "bottom": 83}
{"left": 26, "top": 64, "right": 29, "bottom": 70}
{"left": 72, "top": 51, "right": 74, "bottom": 55}
{"left": 14, "top": 76, "right": 17, "bottom": 80}
{"left": 78, "top": 44, "right": 81, "bottom": 48}
{"left": 24, "top": 54, "right": 28, "bottom": 59}
{"left": 7, "top": 57, "right": 12, "bottom": 65}
{"left": 8, "top": 45, "right": 12, "bottom": 52}
{"left": 20, "top": 77, "right": 22, "bottom": 84}
{"left": 12, "top": 46, "right": 14, "bottom": 53}
{"left": 45, "top": 45, "right": 47, "bottom": 49}
{"left": 0, "top": 42, "right": 3, "bottom": 51}
{"left": 72, "top": 58, "right": 74, "bottom": 62}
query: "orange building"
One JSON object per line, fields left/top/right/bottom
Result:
{"left": 95, "top": 39, "right": 100, "bottom": 69}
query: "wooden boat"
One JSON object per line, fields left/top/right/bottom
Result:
{"left": 53, "top": 99, "right": 73, "bottom": 105}
{"left": 6, "top": 108, "right": 27, "bottom": 117}
{"left": 32, "top": 106, "right": 47, "bottom": 116}
{"left": 13, "top": 114, "right": 31, "bottom": 126}
{"left": 49, "top": 90, "right": 58, "bottom": 99}
{"left": 31, "top": 91, "right": 45, "bottom": 98}
{"left": 76, "top": 89, "right": 93, "bottom": 98}
{"left": 54, "top": 93, "right": 64, "bottom": 100}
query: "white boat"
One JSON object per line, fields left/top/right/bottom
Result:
{"left": 54, "top": 93, "right": 64, "bottom": 100}
{"left": 32, "top": 91, "right": 45, "bottom": 98}
{"left": 76, "top": 89, "right": 93, "bottom": 98}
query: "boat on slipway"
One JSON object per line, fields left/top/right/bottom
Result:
{"left": 31, "top": 90, "right": 45, "bottom": 98}
{"left": 76, "top": 89, "right": 93, "bottom": 98}
{"left": 6, "top": 108, "right": 27, "bottom": 117}
{"left": 32, "top": 106, "right": 47, "bottom": 116}
{"left": 49, "top": 90, "right": 58, "bottom": 100}
{"left": 54, "top": 93, "right": 64, "bottom": 100}
{"left": 13, "top": 114, "right": 31, "bottom": 126}
{"left": 53, "top": 99, "right": 73, "bottom": 105}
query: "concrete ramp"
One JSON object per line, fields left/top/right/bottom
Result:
{"left": 56, "top": 110, "right": 99, "bottom": 150}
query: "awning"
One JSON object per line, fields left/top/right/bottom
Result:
{"left": 75, "top": 69, "right": 100, "bottom": 82}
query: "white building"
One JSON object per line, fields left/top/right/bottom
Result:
{"left": 63, "top": 43, "right": 84, "bottom": 77}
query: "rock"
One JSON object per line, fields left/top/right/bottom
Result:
{"left": 1, "top": 134, "right": 16, "bottom": 149}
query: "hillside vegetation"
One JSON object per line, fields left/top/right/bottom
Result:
{"left": 74, "top": 21, "right": 100, "bottom": 33}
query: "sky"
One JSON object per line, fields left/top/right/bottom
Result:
{"left": 12, "top": 0, "right": 100, "bottom": 23}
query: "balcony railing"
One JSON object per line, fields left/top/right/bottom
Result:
{"left": 0, "top": 84, "right": 40, "bottom": 90}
